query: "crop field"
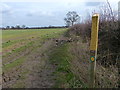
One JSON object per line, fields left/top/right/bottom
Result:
{"left": 2, "top": 29, "right": 66, "bottom": 42}
{"left": 1, "top": 28, "right": 119, "bottom": 88}
{"left": 2, "top": 28, "right": 67, "bottom": 88}
{"left": 2, "top": 29, "right": 66, "bottom": 55}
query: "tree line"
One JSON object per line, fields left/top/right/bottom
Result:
{"left": 1, "top": 25, "right": 67, "bottom": 30}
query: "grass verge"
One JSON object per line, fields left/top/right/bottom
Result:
{"left": 49, "top": 43, "right": 86, "bottom": 88}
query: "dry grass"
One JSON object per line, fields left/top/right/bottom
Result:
{"left": 67, "top": 36, "right": 119, "bottom": 88}
{"left": 95, "top": 64, "right": 118, "bottom": 88}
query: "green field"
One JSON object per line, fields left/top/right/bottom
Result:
{"left": 2, "top": 28, "right": 68, "bottom": 88}
{"left": 2, "top": 29, "right": 66, "bottom": 55}
{"left": 2, "top": 28, "right": 66, "bottom": 42}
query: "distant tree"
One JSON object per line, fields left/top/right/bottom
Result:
{"left": 6, "top": 26, "right": 10, "bottom": 29}
{"left": 15, "top": 25, "right": 21, "bottom": 29}
{"left": 64, "top": 11, "right": 80, "bottom": 27}
{"left": 21, "top": 25, "right": 26, "bottom": 29}
{"left": 11, "top": 26, "right": 15, "bottom": 29}
{"left": 26, "top": 27, "right": 29, "bottom": 29}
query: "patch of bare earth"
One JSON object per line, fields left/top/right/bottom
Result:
{"left": 2, "top": 38, "right": 57, "bottom": 88}
{"left": 26, "top": 40, "right": 56, "bottom": 88}
{"left": 26, "top": 56, "right": 56, "bottom": 88}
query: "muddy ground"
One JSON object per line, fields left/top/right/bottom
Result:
{"left": 2, "top": 35, "right": 70, "bottom": 88}
{"left": 2, "top": 38, "right": 57, "bottom": 88}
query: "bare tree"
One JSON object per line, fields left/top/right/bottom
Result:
{"left": 64, "top": 11, "right": 80, "bottom": 27}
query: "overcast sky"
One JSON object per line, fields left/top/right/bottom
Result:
{"left": 0, "top": 0, "right": 119, "bottom": 27}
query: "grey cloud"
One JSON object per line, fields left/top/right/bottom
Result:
{"left": 85, "top": 2, "right": 102, "bottom": 6}
{"left": 26, "top": 10, "right": 54, "bottom": 17}
{"left": 1, "top": 3, "right": 13, "bottom": 14}
{"left": 26, "top": 13, "right": 33, "bottom": 17}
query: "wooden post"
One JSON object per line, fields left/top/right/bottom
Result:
{"left": 89, "top": 14, "right": 99, "bottom": 88}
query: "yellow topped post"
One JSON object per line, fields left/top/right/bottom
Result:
{"left": 90, "top": 14, "right": 99, "bottom": 51}
{"left": 89, "top": 14, "right": 99, "bottom": 88}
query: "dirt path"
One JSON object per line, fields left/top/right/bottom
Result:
{"left": 2, "top": 38, "right": 57, "bottom": 88}
{"left": 25, "top": 39, "right": 57, "bottom": 88}
{"left": 26, "top": 58, "right": 56, "bottom": 88}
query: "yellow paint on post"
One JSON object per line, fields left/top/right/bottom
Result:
{"left": 90, "top": 14, "right": 99, "bottom": 51}
{"left": 89, "top": 13, "right": 99, "bottom": 88}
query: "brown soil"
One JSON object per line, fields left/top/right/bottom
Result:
{"left": 2, "top": 38, "right": 57, "bottom": 88}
